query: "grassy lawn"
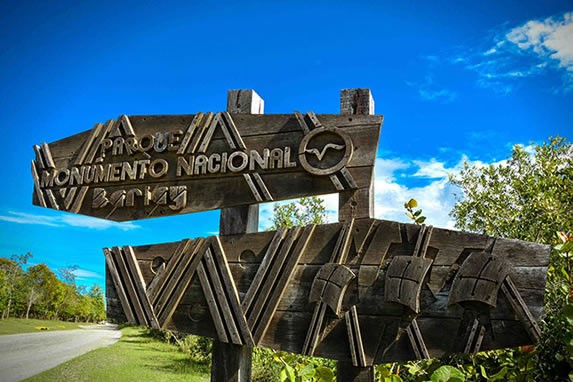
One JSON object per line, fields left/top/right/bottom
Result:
{"left": 0, "top": 318, "right": 82, "bottom": 335}
{"left": 24, "top": 326, "right": 210, "bottom": 382}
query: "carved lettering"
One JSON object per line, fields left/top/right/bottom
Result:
{"left": 109, "top": 163, "right": 122, "bottom": 182}
{"left": 37, "top": 145, "right": 298, "bottom": 190}
{"left": 169, "top": 186, "right": 187, "bottom": 210}
{"left": 113, "top": 137, "right": 125, "bottom": 155}
{"left": 138, "top": 134, "right": 154, "bottom": 152}
{"left": 270, "top": 148, "right": 283, "bottom": 169}
{"left": 70, "top": 167, "right": 83, "bottom": 186}
{"left": 94, "top": 165, "right": 107, "bottom": 183}
{"left": 177, "top": 156, "right": 193, "bottom": 177}
{"left": 208, "top": 153, "right": 221, "bottom": 173}
{"left": 93, "top": 185, "right": 187, "bottom": 211}
{"left": 228, "top": 151, "right": 248, "bottom": 172}
{"left": 121, "top": 161, "right": 137, "bottom": 181}
{"left": 54, "top": 169, "right": 70, "bottom": 187}
{"left": 137, "top": 160, "right": 150, "bottom": 180}
{"left": 250, "top": 149, "right": 269, "bottom": 171}
{"left": 154, "top": 132, "right": 168, "bottom": 153}
{"left": 92, "top": 188, "right": 109, "bottom": 208}
{"left": 125, "top": 137, "right": 138, "bottom": 155}
{"left": 284, "top": 147, "right": 297, "bottom": 168}
{"left": 149, "top": 159, "right": 168, "bottom": 178}
{"left": 110, "top": 189, "right": 126, "bottom": 207}
{"left": 168, "top": 130, "right": 183, "bottom": 152}
{"left": 221, "top": 152, "right": 228, "bottom": 174}
{"left": 194, "top": 155, "right": 208, "bottom": 175}
{"left": 126, "top": 188, "right": 143, "bottom": 207}
{"left": 40, "top": 170, "right": 56, "bottom": 188}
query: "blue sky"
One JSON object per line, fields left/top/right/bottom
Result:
{"left": 0, "top": 1, "right": 571, "bottom": 289}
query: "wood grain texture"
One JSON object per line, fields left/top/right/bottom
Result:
{"left": 32, "top": 113, "right": 381, "bottom": 221}
{"left": 105, "top": 218, "right": 550, "bottom": 365}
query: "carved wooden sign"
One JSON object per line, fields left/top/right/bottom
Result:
{"left": 32, "top": 112, "right": 381, "bottom": 221}
{"left": 105, "top": 218, "right": 550, "bottom": 364}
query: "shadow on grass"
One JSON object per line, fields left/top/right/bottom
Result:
{"left": 153, "top": 357, "right": 210, "bottom": 375}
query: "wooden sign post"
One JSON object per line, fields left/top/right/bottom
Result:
{"left": 32, "top": 89, "right": 550, "bottom": 382}
{"left": 212, "top": 89, "right": 264, "bottom": 382}
{"left": 338, "top": 88, "right": 376, "bottom": 381}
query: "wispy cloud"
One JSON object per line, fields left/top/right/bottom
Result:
{"left": 457, "top": 12, "right": 573, "bottom": 93}
{"left": 407, "top": 75, "right": 457, "bottom": 103}
{"left": 0, "top": 211, "right": 140, "bottom": 231}
{"left": 71, "top": 268, "right": 103, "bottom": 280}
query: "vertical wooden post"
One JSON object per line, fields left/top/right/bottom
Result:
{"left": 211, "top": 89, "right": 264, "bottom": 382}
{"left": 337, "top": 88, "right": 376, "bottom": 382}
{"left": 339, "top": 88, "right": 375, "bottom": 222}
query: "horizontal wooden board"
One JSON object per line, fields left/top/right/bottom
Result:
{"left": 105, "top": 218, "right": 550, "bottom": 364}
{"left": 33, "top": 113, "right": 382, "bottom": 221}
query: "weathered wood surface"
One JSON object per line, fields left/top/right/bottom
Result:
{"left": 32, "top": 113, "right": 382, "bottom": 221}
{"left": 210, "top": 89, "right": 262, "bottom": 382}
{"left": 339, "top": 88, "right": 376, "bottom": 380}
{"left": 105, "top": 218, "right": 550, "bottom": 364}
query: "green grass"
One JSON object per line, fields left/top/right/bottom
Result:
{"left": 0, "top": 318, "right": 82, "bottom": 335}
{"left": 24, "top": 326, "right": 210, "bottom": 382}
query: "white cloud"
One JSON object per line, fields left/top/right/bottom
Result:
{"left": 258, "top": 155, "right": 486, "bottom": 231}
{"left": 506, "top": 12, "right": 573, "bottom": 71}
{"left": 374, "top": 177, "right": 458, "bottom": 230}
{"left": 458, "top": 12, "right": 573, "bottom": 93}
{"left": 373, "top": 156, "right": 479, "bottom": 229}
{"left": 0, "top": 211, "right": 140, "bottom": 231}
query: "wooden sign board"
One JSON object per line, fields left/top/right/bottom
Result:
{"left": 32, "top": 112, "right": 381, "bottom": 221}
{"left": 105, "top": 218, "right": 550, "bottom": 364}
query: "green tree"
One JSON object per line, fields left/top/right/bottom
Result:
{"left": 270, "top": 196, "right": 328, "bottom": 230}
{"left": 449, "top": 136, "right": 573, "bottom": 244}
{"left": 22, "top": 265, "right": 46, "bottom": 319}
{"left": 449, "top": 136, "right": 573, "bottom": 381}
{"left": 0, "top": 253, "right": 31, "bottom": 319}
{"left": 86, "top": 284, "right": 106, "bottom": 322}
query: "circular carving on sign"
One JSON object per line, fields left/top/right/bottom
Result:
{"left": 298, "top": 127, "right": 353, "bottom": 176}
{"left": 187, "top": 304, "right": 208, "bottom": 323}
{"left": 239, "top": 250, "right": 257, "bottom": 269}
{"left": 150, "top": 256, "right": 165, "bottom": 274}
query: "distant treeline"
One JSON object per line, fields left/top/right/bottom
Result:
{"left": 0, "top": 253, "right": 105, "bottom": 322}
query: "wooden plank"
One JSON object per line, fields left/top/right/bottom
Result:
{"left": 252, "top": 225, "right": 315, "bottom": 342}
{"left": 196, "top": 262, "right": 229, "bottom": 342}
{"left": 106, "top": 217, "right": 550, "bottom": 365}
{"left": 155, "top": 240, "right": 205, "bottom": 327}
{"left": 123, "top": 246, "right": 159, "bottom": 328}
{"left": 249, "top": 227, "right": 301, "bottom": 332}
{"left": 104, "top": 249, "right": 136, "bottom": 323}
{"left": 109, "top": 247, "right": 148, "bottom": 325}
{"left": 346, "top": 305, "right": 367, "bottom": 367}
{"left": 242, "top": 229, "right": 288, "bottom": 319}
{"left": 33, "top": 112, "right": 381, "bottom": 221}
{"left": 209, "top": 237, "right": 253, "bottom": 346}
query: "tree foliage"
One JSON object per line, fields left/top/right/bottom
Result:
{"left": 450, "top": 136, "right": 573, "bottom": 244}
{"left": 0, "top": 253, "right": 105, "bottom": 322}
{"left": 270, "top": 196, "right": 328, "bottom": 230}
{"left": 450, "top": 136, "right": 573, "bottom": 381}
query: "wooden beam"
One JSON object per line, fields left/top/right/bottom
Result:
{"left": 211, "top": 89, "right": 264, "bottom": 382}
{"left": 338, "top": 88, "right": 376, "bottom": 381}
{"left": 339, "top": 88, "right": 377, "bottom": 222}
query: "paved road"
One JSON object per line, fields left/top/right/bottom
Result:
{"left": 0, "top": 324, "right": 121, "bottom": 382}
